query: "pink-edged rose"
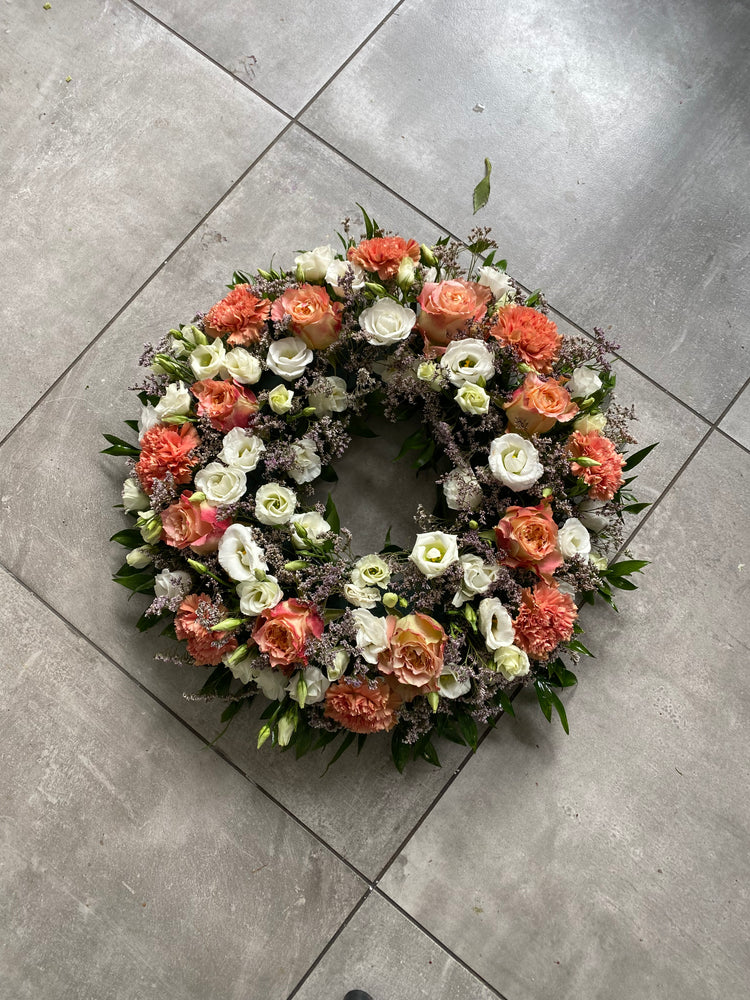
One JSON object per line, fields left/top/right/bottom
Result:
{"left": 495, "top": 502, "right": 563, "bottom": 582}
{"left": 504, "top": 373, "right": 579, "bottom": 435}
{"left": 417, "top": 279, "right": 491, "bottom": 351}
{"left": 252, "top": 598, "right": 324, "bottom": 674}
{"left": 191, "top": 379, "right": 258, "bottom": 433}
{"left": 270, "top": 284, "right": 343, "bottom": 349}
{"left": 161, "top": 492, "right": 231, "bottom": 555}
{"left": 377, "top": 612, "right": 447, "bottom": 690}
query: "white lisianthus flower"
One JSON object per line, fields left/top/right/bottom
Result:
{"left": 359, "top": 298, "right": 417, "bottom": 346}
{"left": 138, "top": 404, "right": 160, "bottom": 441}
{"left": 416, "top": 361, "right": 438, "bottom": 383}
{"left": 557, "top": 581, "right": 577, "bottom": 599}
{"left": 477, "top": 265, "right": 513, "bottom": 300}
{"left": 253, "top": 668, "right": 288, "bottom": 702}
{"left": 325, "top": 259, "right": 365, "bottom": 296}
{"left": 422, "top": 266, "right": 438, "bottom": 283}
{"left": 558, "top": 517, "right": 591, "bottom": 560}
{"left": 566, "top": 365, "right": 602, "bottom": 399}
{"left": 154, "top": 569, "right": 192, "bottom": 600}
{"left": 122, "top": 477, "right": 149, "bottom": 512}
{"left": 409, "top": 531, "right": 460, "bottom": 578}
{"left": 289, "top": 437, "right": 321, "bottom": 484}
{"left": 125, "top": 546, "right": 153, "bottom": 569}
{"left": 443, "top": 469, "right": 483, "bottom": 511}
{"left": 155, "top": 381, "right": 191, "bottom": 420}
{"left": 452, "top": 554, "right": 500, "bottom": 607}
{"left": 327, "top": 648, "right": 350, "bottom": 680}
{"left": 397, "top": 255, "right": 417, "bottom": 289}
{"left": 455, "top": 383, "right": 490, "bottom": 415}
{"left": 438, "top": 671, "right": 472, "bottom": 699}
{"left": 217, "top": 524, "right": 268, "bottom": 581}
{"left": 266, "top": 337, "right": 313, "bottom": 381}
{"left": 295, "top": 245, "right": 335, "bottom": 282}
{"left": 268, "top": 385, "right": 294, "bottom": 414}
{"left": 225, "top": 653, "right": 256, "bottom": 686}
{"left": 290, "top": 512, "right": 331, "bottom": 549}
{"left": 137, "top": 509, "right": 161, "bottom": 544}
{"left": 573, "top": 411, "right": 607, "bottom": 435}
{"left": 492, "top": 644, "right": 530, "bottom": 680}
{"left": 589, "top": 550, "right": 608, "bottom": 571}
{"left": 254, "top": 483, "right": 297, "bottom": 525}
{"left": 236, "top": 575, "right": 282, "bottom": 616}
{"left": 218, "top": 427, "right": 266, "bottom": 472}
{"left": 222, "top": 347, "right": 262, "bottom": 385}
{"left": 488, "top": 433, "right": 544, "bottom": 491}
{"left": 190, "top": 339, "right": 226, "bottom": 379}
{"left": 478, "top": 597, "right": 515, "bottom": 651}
{"left": 194, "top": 462, "right": 247, "bottom": 506}
{"left": 576, "top": 498, "right": 609, "bottom": 533}
{"left": 287, "top": 666, "right": 330, "bottom": 705}
{"left": 440, "top": 338, "right": 495, "bottom": 387}
{"left": 343, "top": 582, "right": 380, "bottom": 609}
{"left": 351, "top": 608, "right": 389, "bottom": 664}
{"left": 351, "top": 554, "right": 391, "bottom": 590}
{"left": 308, "top": 376, "right": 349, "bottom": 418}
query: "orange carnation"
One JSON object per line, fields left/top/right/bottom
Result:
{"left": 270, "top": 284, "right": 343, "bottom": 349}
{"left": 135, "top": 423, "right": 200, "bottom": 493}
{"left": 204, "top": 284, "right": 271, "bottom": 346}
{"left": 513, "top": 584, "right": 577, "bottom": 658}
{"left": 348, "top": 236, "right": 420, "bottom": 280}
{"left": 490, "top": 305, "right": 562, "bottom": 373}
{"left": 504, "top": 373, "right": 578, "bottom": 435}
{"left": 175, "top": 594, "right": 238, "bottom": 666}
{"left": 568, "top": 431, "right": 626, "bottom": 500}
{"left": 324, "top": 676, "right": 401, "bottom": 734}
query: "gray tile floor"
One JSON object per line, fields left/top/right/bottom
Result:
{"left": 2, "top": 2, "right": 748, "bottom": 998}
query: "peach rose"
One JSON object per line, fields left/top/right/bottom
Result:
{"left": 204, "top": 284, "right": 271, "bottom": 346}
{"left": 252, "top": 598, "right": 324, "bottom": 674}
{"left": 489, "top": 305, "right": 562, "bottom": 373}
{"left": 191, "top": 379, "right": 258, "bottom": 433}
{"left": 513, "top": 584, "right": 577, "bottom": 658}
{"left": 377, "top": 612, "right": 447, "bottom": 690}
{"left": 135, "top": 423, "right": 200, "bottom": 493}
{"left": 324, "top": 676, "right": 401, "bottom": 733}
{"left": 417, "top": 279, "right": 492, "bottom": 351}
{"left": 175, "top": 594, "right": 238, "bottom": 666}
{"left": 495, "top": 502, "right": 563, "bottom": 581}
{"left": 161, "top": 492, "right": 230, "bottom": 554}
{"left": 568, "top": 431, "right": 626, "bottom": 500}
{"left": 270, "top": 284, "right": 343, "bottom": 349}
{"left": 504, "top": 373, "right": 579, "bottom": 435}
{"left": 348, "top": 236, "right": 420, "bottom": 281}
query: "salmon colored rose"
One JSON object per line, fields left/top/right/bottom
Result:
{"left": 504, "top": 373, "right": 579, "bottom": 435}
{"left": 568, "top": 431, "right": 626, "bottom": 500}
{"left": 377, "top": 612, "right": 447, "bottom": 690}
{"left": 191, "top": 379, "right": 258, "bottom": 433}
{"left": 161, "top": 492, "right": 230, "bottom": 554}
{"left": 495, "top": 502, "right": 563, "bottom": 581}
{"left": 252, "top": 598, "right": 324, "bottom": 674}
{"left": 513, "top": 583, "right": 577, "bottom": 658}
{"left": 135, "top": 423, "right": 200, "bottom": 493}
{"left": 204, "top": 284, "right": 271, "bottom": 346}
{"left": 175, "top": 594, "right": 238, "bottom": 666}
{"left": 490, "top": 305, "right": 562, "bottom": 373}
{"left": 270, "top": 284, "right": 343, "bottom": 349}
{"left": 324, "top": 676, "right": 401, "bottom": 733}
{"left": 348, "top": 236, "right": 420, "bottom": 281}
{"left": 417, "top": 279, "right": 492, "bottom": 351}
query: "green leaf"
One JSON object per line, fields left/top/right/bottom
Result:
{"left": 102, "top": 444, "right": 140, "bottom": 457}
{"left": 456, "top": 713, "right": 478, "bottom": 751}
{"left": 534, "top": 679, "right": 569, "bottom": 734}
{"left": 324, "top": 493, "right": 341, "bottom": 534}
{"left": 323, "top": 731, "right": 356, "bottom": 773}
{"left": 394, "top": 428, "right": 429, "bottom": 462}
{"left": 566, "top": 638, "right": 594, "bottom": 658}
{"left": 467, "top": 238, "right": 494, "bottom": 255}
{"left": 608, "top": 576, "right": 638, "bottom": 591}
{"left": 391, "top": 730, "right": 411, "bottom": 773}
{"left": 413, "top": 439, "right": 436, "bottom": 471}
{"left": 493, "top": 689, "right": 515, "bottom": 717}
{"left": 220, "top": 700, "right": 244, "bottom": 725}
{"left": 347, "top": 414, "right": 378, "bottom": 438}
{"left": 472, "top": 157, "right": 492, "bottom": 214}
{"left": 356, "top": 733, "right": 368, "bottom": 756}
{"left": 356, "top": 203, "right": 375, "bottom": 239}
{"left": 419, "top": 739, "right": 441, "bottom": 768}
{"left": 318, "top": 464, "right": 338, "bottom": 483}
{"left": 124, "top": 419, "right": 140, "bottom": 433}
{"left": 549, "top": 658, "right": 580, "bottom": 685}
{"left": 524, "top": 290, "right": 542, "bottom": 308}
{"left": 622, "top": 502, "right": 651, "bottom": 515}
{"left": 103, "top": 433, "right": 138, "bottom": 449}
{"left": 606, "top": 559, "right": 649, "bottom": 577}
{"left": 109, "top": 528, "right": 143, "bottom": 547}
{"left": 623, "top": 442, "right": 658, "bottom": 471}
{"left": 197, "top": 664, "right": 233, "bottom": 699}
{"left": 135, "top": 608, "right": 167, "bottom": 632}
{"left": 497, "top": 259, "right": 507, "bottom": 270}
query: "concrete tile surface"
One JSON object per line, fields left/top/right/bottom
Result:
{"left": 137, "top": 0, "right": 400, "bottom": 115}
{"left": 0, "top": 0, "right": 284, "bottom": 441}
{"left": 381, "top": 431, "right": 750, "bottom": 1000}
{"left": 302, "top": 0, "right": 750, "bottom": 419}
{"left": 0, "top": 566, "right": 363, "bottom": 999}
{"left": 719, "top": 382, "right": 750, "bottom": 452}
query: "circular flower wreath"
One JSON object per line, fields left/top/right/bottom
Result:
{"left": 107, "top": 211, "right": 652, "bottom": 771}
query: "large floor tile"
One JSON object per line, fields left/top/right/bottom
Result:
{"left": 719, "top": 381, "right": 750, "bottom": 452}
{"left": 380, "top": 431, "right": 750, "bottom": 999}
{"left": 302, "top": 0, "right": 750, "bottom": 419}
{"left": 0, "top": 566, "right": 363, "bottom": 999}
{"left": 137, "top": 0, "right": 399, "bottom": 115}
{"left": 0, "top": 0, "right": 284, "bottom": 440}
{"left": 295, "top": 892, "right": 500, "bottom": 1000}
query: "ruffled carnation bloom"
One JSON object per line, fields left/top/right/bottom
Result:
{"left": 377, "top": 612, "right": 447, "bottom": 690}
{"left": 348, "top": 235, "right": 420, "bottom": 281}
{"left": 135, "top": 423, "right": 200, "bottom": 493}
{"left": 495, "top": 502, "right": 563, "bottom": 581}
{"left": 490, "top": 304, "right": 562, "bottom": 372}
{"left": 191, "top": 379, "right": 258, "bottom": 433}
{"left": 175, "top": 594, "right": 238, "bottom": 666}
{"left": 203, "top": 284, "right": 271, "bottom": 346}
{"left": 568, "top": 431, "right": 626, "bottom": 500}
{"left": 270, "top": 284, "right": 343, "bottom": 349}
{"left": 161, "top": 492, "right": 230, "bottom": 554}
{"left": 513, "top": 584, "right": 577, "bottom": 658}
{"left": 504, "top": 373, "right": 579, "bottom": 435}
{"left": 252, "top": 598, "right": 324, "bottom": 674}
{"left": 417, "top": 280, "right": 492, "bottom": 352}
{"left": 324, "top": 676, "right": 401, "bottom": 733}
